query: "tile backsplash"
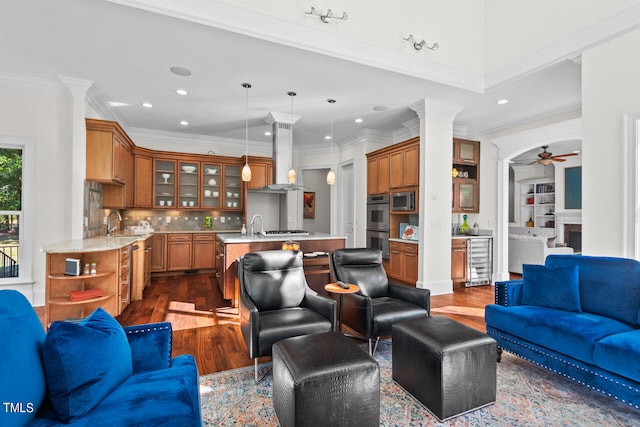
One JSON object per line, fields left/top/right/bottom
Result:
{"left": 122, "top": 210, "right": 244, "bottom": 232}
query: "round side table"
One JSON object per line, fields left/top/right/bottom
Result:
{"left": 324, "top": 283, "right": 359, "bottom": 332}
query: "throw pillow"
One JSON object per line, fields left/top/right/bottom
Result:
{"left": 547, "top": 236, "right": 557, "bottom": 248}
{"left": 43, "top": 308, "right": 133, "bottom": 422}
{"left": 522, "top": 264, "right": 582, "bottom": 312}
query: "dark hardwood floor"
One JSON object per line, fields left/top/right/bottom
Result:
{"left": 117, "top": 274, "right": 495, "bottom": 375}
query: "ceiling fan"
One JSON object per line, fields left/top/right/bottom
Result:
{"left": 517, "top": 145, "right": 578, "bottom": 165}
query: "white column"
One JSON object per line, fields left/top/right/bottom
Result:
{"left": 59, "top": 76, "right": 93, "bottom": 240}
{"left": 410, "top": 99, "right": 464, "bottom": 295}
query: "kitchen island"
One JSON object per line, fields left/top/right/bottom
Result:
{"left": 215, "top": 233, "right": 346, "bottom": 306}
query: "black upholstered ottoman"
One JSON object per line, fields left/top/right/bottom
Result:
{"left": 392, "top": 316, "right": 496, "bottom": 421}
{"left": 272, "top": 332, "right": 380, "bottom": 427}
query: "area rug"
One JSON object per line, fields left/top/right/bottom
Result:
{"left": 199, "top": 339, "right": 639, "bottom": 426}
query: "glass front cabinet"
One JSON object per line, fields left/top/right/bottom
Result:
{"left": 178, "top": 161, "right": 199, "bottom": 208}
{"left": 202, "top": 163, "right": 221, "bottom": 209}
{"left": 154, "top": 159, "right": 176, "bottom": 208}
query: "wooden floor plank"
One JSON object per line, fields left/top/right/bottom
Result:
{"left": 117, "top": 274, "right": 495, "bottom": 375}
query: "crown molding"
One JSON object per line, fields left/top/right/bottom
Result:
{"left": 485, "top": 3, "right": 640, "bottom": 89}
{"left": 0, "top": 72, "right": 66, "bottom": 97}
{"left": 125, "top": 126, "right": 271, "bottom": 156}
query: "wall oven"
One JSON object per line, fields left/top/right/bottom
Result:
{"left": 366, "top": 195, "right": 390, "bottom": 259}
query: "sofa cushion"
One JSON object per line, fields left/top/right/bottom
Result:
{"left": 546, "top": 255, "right": 640, "bottom": 326}
{"left": 33, "top": 355, "right": 201, "bottom": 426}
{"left": 593, "top": 330, "right": 640, "bottom": 383}
{"left": 0, "top": 290, "right": 47, "bottom": 427}
{"left": 484, "top": 304, "right": 633, "bottom": 364}
{"left": 522, "top": 264, "right": 581, "bottom": 312}
{"left": 43, "top": 308, "right": 133, "bottom": 422}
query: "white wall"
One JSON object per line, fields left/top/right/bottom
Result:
{"left": 0, "top": 82, "right": 73, "bottom": 305}
{"left": 302, "top": 169, "right": 330, "bottom": 233}
{"left": 582, "top": 27, "right": 640, "bottom": 256}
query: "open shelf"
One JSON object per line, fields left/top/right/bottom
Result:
{"left": 49, "top": 293, "right": 114, "bottom": 306}
{"left": 48, "top": 271, "right": 114, "bottom": 280}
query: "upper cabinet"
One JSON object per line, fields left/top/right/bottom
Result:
{"left": 86, "top": 119, "right": 133, "bottom": 185}
{"left": 223, "top": 165, "right": 243, "bottom": 210}
{"left": 154, "top": 159, "right": 176, "bottom": 208}
{"left": 202, "top": 163, "right": 222, "bottom": 209}
{"left": 367, "top": 137, "right": 418, "bottom": 195}
{"left": 367, "top": 154, "right": 389, "bottom": 195}
{"left": 244, "top": 156, "right": 273, "bottom": 190}
{"left": 389, "top": 140, "right": 419, "bottom": 189}
{"left": 178, "top": 161, "right": 199, "bottom": 208}
{"left": 452, "top": 138, "right": 480, "bottom": 213}
{"left": 86, "top": 119, "right": 135, "bottom": 208}
{"left": 134, "top": 155, "right": 153, "bottom": 208}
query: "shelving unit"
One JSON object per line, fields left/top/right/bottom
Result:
{"left": 519, "top": 178, "right": 556, "bottom": 228}
{"left": 202, "top": 163, "right": 221, "bottom": 208}
{"left": 223, "top": 164, "right": 242, "bottom": 210}
{"left": 45, "top": 250, "right": 119, "bottom": 328}
{"left": 179, "top": 161, "right": 199, "bottom": 208}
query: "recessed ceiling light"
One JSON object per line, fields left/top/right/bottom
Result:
{"left": 170, "top": 66, "right": 192, "bottom": 77}
{"left": 264, "top": 131, "right": 272, "bottom": 136}
{"left": 108, "top": 101, "right": 129, "bottom": 107}
{"left": 142, "top": 102, "right": 153, "bottom": 108}
{"left": 180, "top": 120, "right": 189, "bottom": 126}
{"left": 325, "top": 135, "right": 331, "bottom": 140}
{"left": 354, "top": 118, "right": 363, "bottom": 123}
{"left": 497, "top": 99, "right": 509, "bottom": 105}
{"left": 373, "top": 105, "right": 388, "bottom": 112}
{"left": 176, "top": 89, "right": 188, "bottom": 96}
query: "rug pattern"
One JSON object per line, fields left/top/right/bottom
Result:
{"left": 199, "top": 340, "right": 639, "bottom": 426}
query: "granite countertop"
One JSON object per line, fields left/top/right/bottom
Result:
{"left": 41, "top": 234, "right": 152, "bottom": 253}
{"left": 152, "top": 229, "right": 240, "bottom": 234}
{"left": 216, "top": 232, "right": 346, "bottom": 244}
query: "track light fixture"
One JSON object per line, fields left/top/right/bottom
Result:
{"left": 403, "top": 34, "right": 439, "bottom": 51}
{"left": 305, "top": 7, "right": 348, "bottom": 23}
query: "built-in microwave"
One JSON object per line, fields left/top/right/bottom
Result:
{"left": 391, "top": 190, "right": 416, "bottom": 212}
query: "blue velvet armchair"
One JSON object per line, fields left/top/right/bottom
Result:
{"left": 0, "top": 290, "right": 202, "bottom": 426}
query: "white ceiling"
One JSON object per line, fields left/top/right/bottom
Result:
{"left": 0, "top": 0, "right": 590, "bottom": 150}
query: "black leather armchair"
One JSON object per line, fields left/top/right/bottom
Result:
{"left": 330, "top": 248, "right": 430, "bottom": 354}
{"left": 239, "top": 250, "right": 336, "bottom": 380}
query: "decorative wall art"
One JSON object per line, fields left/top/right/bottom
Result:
{"left": 303, "top": 192, "right": 315, "bottom": 219}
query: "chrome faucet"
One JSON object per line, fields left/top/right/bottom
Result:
{"left": 106, "top": 211, "right": 122, "bottom": 237}
{"left": 249, "top": 214, "right": 264, "bottom": 235}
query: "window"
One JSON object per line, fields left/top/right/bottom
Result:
{"left": 0, "top": 147, "right": 22, "bottom": 279}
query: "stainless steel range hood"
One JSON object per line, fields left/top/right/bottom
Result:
{"left": 253, "top": 111, "right": 308, "bottom": 192}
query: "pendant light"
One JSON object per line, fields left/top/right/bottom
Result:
{"left": 241, "top": 83, "right": 252, "bottom": 182}
{"left": 326, "top": 99, "right": 336, "bottom": 185}
{"left": 287, "top": 91, "right": 297, "bottom": 184}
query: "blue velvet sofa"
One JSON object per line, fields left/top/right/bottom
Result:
{"left": 485, "top": 255, "right": 640, "bottom": 409}
{"left": 0, "top": 290, "right": 202, "bottom": 426}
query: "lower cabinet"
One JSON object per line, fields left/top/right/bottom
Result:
{"left": 192, "top": 234, "right": 216, "bottom": 269}
{"left": 167, "top": 233, "right": 216, "bottom": 271}
{"left": 451, "top": 238, "right": 468, "bottom": 286}
{"left": 388, "top": 240, "right": 418, "bottom": 285}
{"left": 149, "top": 234, "right": 167, "bottom": 272}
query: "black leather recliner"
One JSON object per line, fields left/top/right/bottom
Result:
{"left": 330, "top": 248, "right": 430, "bottom": 354}
{"left": 239, "top": 250, "right": 336, "bottom": 381}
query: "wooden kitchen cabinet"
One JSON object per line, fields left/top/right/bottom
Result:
{"left": 86, "top": 119, "right": 134, "bottom": 185}
{"left": 178, "top": 161, "right": 199, "bottom": 208}
{"left": 154, "top": 159, "right": 177, "bottom": 208}
{"left": 192, "top": 234, "right": 216, "bottom": 270}
{"left": 388, "top": 240, "right": 418, "bottom": 285}
{"left": 452, "top": 138, "right": 480, "bottom": 213}
{"left": 367, "top": 154, "right": 389, "bottom": 194}
{"left": 222, "top": 164, "right": 243, "bottom": 210}
{"left": 244, "top": 156, "right": 273, "bottom": 190}
{"left": 390, "top": 139, "right": 419, "bottom": 189}
{"left": 149, "top": 234, "right": 167, "bottom": 272}
{"left": 45, "top": 249, "right": 119, "bottom": 329}
{"left": 367, "top": 137, "right": 418, "bottom": 195}
{"left": 202, "top": 162, "right": 222, "bottom": 208}
{"left": 135, "top": 154, "right": 153, "bottom": 208}
{"left": 167, "top": 234, "right": 193, "bottom": 271}
{"left": 451, "top": 238, "right": 468, "bottom": 285}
